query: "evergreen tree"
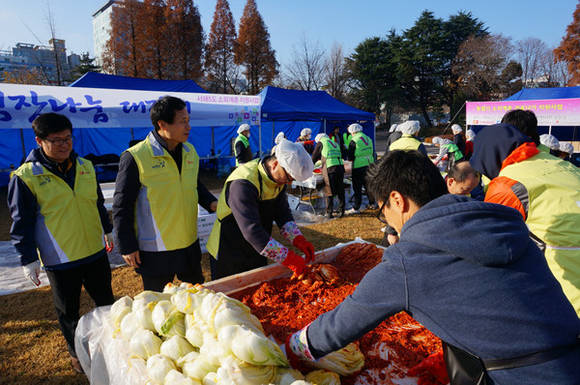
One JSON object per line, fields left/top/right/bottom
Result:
{"left": 206, "top": 0, "right": 238, "bottom": 93}
{"left": 554, "top": 2, "right": 580, "bottom": 86}
{"left": 72, "top": 52, "right": 101, "bottom": 79}
{"left": 235, "top": 0, "right": 278, "bottom": 94}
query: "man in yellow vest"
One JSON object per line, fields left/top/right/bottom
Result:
{"left": 388, "top": 120, "right": 427, "bottom": 156}
{"left": 234, "top": 123, "right": 253, "bottom": 166}
{"left": 471, "top": 123, "right": 580, "bottom": 315}
{"left": 312, "top": 133, "right": 345, "bottom": 218}
{"left": 8, "top": 113, "right": 114, "bottom": 373}
{"left": 346, "top": 123, "right": 376, "bottom": 214}
{"left": 113, "top": 96, "right": 218, "bottom": 292}
{"left": 207, "top": 139, "right": 316, "bottom": 279}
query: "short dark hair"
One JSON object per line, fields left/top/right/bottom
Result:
{"left": 150, "top": 96, "right": 187, "bottom": 131}
{"left": 366, "top": 150, "right": 447, "bottom": 208}
{"left": 32, "top": 113, "right": 72, "bottom": 139}
{"left": 447, "top": 160, "right": 480, "bottom": 182}
{"left": 501, "top": 110, "right": 539, "bottom": 144}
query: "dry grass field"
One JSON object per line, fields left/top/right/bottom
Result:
{"left": 0, "top": 197, "right": 383, "bottom": 384}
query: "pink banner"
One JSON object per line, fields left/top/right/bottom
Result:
{"left": 466, "top": 98, "right": 580, "bottom": 126}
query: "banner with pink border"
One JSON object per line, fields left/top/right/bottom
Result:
{"left": 466, "top": 98, "right": 580, "bottom": 126}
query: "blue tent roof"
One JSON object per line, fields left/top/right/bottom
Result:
{"left": 260, "top": 86, "right": 374, "bottom": 121}
{"left": 69, "top": 72, "right": 207, "bottom": 93}
{"left": 504, "top": 86, "right": 580, "bottom": 100}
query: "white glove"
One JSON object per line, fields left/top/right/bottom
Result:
{"left": 23, "top": 260, "right": 41, "bottom": 286}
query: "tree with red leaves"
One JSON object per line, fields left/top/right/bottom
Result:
{"left": 554, "top": 2, "right": 580, "bottom": 86}
{"left": 235, "top": 0, "right": 278, "bottom": 94}
{"left": 205, "top": 0, "right": 238, "bottom": 93}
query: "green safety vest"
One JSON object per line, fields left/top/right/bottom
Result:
{"left": 128, "top": 132, "right": 199, "bottom": 252}
{"left": 352, "top": 132, "right": 374, "bottom": 169}
{"left": 207, "top": 159, "right": 284, "bottom": 258}
{"left": 499, "top": 151, "right": 580, "bottom": 314}
{"left": 389, "top": 134, "right": 422, "bottom": 152}
{"left": 443, "top": 143, "right": 463, "bottom": 161}
{"left": 321, "top": 137, "right": 344, "bottom": 168}
{"left": 235, "top": 134, "right": 250, "bottom": 166}
{"left": 343, "top": 133, "right": 352, "bottom": 147}
{"left": 14, "top": 157, "right": 104, "bottom": 267}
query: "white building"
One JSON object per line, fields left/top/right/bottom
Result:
{"left": 92, "top": 1, "right": 116, "bottom": 69}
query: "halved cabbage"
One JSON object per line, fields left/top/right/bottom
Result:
{"left": 130, "top": 329, "right": 162, "bottom": 360}
{"left": 305, "top": 369, "right": 341, "bottom": 385}
{"left": 152, "top": 300, "right": 185, "bottom": 338}
{"left": 146, "top": 354, "right": 176, "bottom": 384}
{"left": 314, "top": 342, "right": 364, "bottom": 376}
{"left": 160, "top": 335, "right": 195, "bottom": 361}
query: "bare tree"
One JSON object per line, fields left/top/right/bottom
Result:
{"left": 452, "top": 34, "right": 513, "bottom": 100}
{"left": 285, "top": 35, "right": 327, "bottom": 90}
{"left": 517, "top": 38, "right": 547, "bottom": 86}
{"left": 46, "top": 2, "right": 64, "bottom": 85}
{"left": 325, "top": 42, "right": 348, "bottom": 100}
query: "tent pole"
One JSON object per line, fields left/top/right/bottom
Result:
{"left": 19, "top": 128, "right": 26, "bottom": 165}
{"left": 549, "top": 125, "right": 552, "bottom": 135}
{"left": 130, "top": 127, "right": 134, "bottom": 141}
{"left": 211, "top": 127, "right": 215, "bottom": 156}
{"left": 258, "top": 122, "right": 262, "bottom": 158}
{"left": 324, "top": 119, "right": 327, "bottom": 134}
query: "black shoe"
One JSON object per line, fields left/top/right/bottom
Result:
{"left": 326, "top": 212, "right": 334, "bottom": 219}
{"left": 337, "top": 210, "right": 344, "bottom": 218}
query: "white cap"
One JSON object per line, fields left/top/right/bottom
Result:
{"left": 348, "top": 123, "right": 362, "bottom": 134}
{"left": 539, "top": 134, "right": 560, "bottom": 151}
{"left": 300, "top": 128, "right": 312, "bottom": 137}
{"left": 274, "top": 132, "right": 285, "bottom": 145}
{"left": 399, "top": 120, "right": 420, "bottom": 135}
{"left": 432, "top": 136, "right": 443, "bottom": 145}
{"left": 559, "top": 141, "right": 574, "bottom": 155}
{"left": 275, "top": 139, "right": 314, "bottom": 182}
{"left": 389, "top": 124, "right": 398, "bottom": 133}
{"left": 314, "top": 133, "right": 328, "bottom": 143}
{"left": 237, "top": 124, "right": 250, "bottom": 134}
{"left": 466, "top": 129, "right": 476, "bottom": 141}
{"left": 451, "top": 124, "right": 463, "bottom": 134}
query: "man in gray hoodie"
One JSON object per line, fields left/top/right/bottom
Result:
{"left": 287, "top": 150, "right": 579, "bottom": 385}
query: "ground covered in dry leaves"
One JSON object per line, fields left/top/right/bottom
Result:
{"left": 0, "top": 206, "right": 383, "bottom": 384}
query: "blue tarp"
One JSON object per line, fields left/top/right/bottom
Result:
{"left": 259, "top": 86, "right": 375, "bottom": 151}
{"left": 504, "top": 86, "right": 580, "bottom": 101}
{"left": 70, "top": 72, "right": 207, "bottom": 93}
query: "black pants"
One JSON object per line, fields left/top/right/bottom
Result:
{"left": 45, "top": 252, "right": 114, "bottom": 358}
{"left": 137, "top": 241, "right": 204, "bottom": 292}
{"left": 352, "top": 166, "right": 374, "bottom": 210}
{"left": 327, "top": 168, "right": 345, "bottom": 214}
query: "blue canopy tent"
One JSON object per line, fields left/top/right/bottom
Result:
{"left": 258, "top": 86, "right": 375, "bottom": 155}
{"left": 70, "top": 72, "right": 208, "bottom": 93}
{"left": 468, "top": 87, "right": 580, "bottom": 142}
{"left": 0, "top": 83, "right": 260, "bottom": 186}
{"left": 504, "top": 86, "right": 580, "bottom": 101}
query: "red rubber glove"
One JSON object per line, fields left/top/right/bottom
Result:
{"left": 293, "top": 235, "right": 315, "bottom": 263}
{"left": 281, "top": 250, "right": 306, "bottom": 275}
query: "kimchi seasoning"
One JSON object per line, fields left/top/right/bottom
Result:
{"left": 232, "top": 243, "right": 448, "bottom": 385}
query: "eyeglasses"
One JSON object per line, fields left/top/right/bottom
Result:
{"left": 376, "top": 200, "right": 388, "bottom": 224}
{"left": 44, "top": 136, "right": 72, "bottom": 145}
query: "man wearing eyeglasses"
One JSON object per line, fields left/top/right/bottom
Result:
{"left": 287, "top": 150, "right": 580, "bottom": 385}
{"left": 207, "top": 139, "right": 317, "bottom": 279}
{"left": 7, "top": 112, "right": 114, "bottom": 373}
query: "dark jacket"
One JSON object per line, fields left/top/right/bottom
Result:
{"left": 307, "top": 194, "right": 580, "bottom": 384}
{"left": 384, "top": 131, "right": 402, "bottom": 153}
{"left": 113, "top": 130, "right": 216, "bottom": 258}
{"left": 453, "top": 133, "right": 466, "bottom": 155}
{"left": 470, "top": 124, "right": 533, "bottom": 179}
{"left": 235, "top": 139, "right": 253, "bottom": 165}
{"left": 8, "top": 148, "right": 112, "bottom": 269}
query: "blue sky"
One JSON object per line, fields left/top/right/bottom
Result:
{"left": 0, "top": 0, "right": 577, "bottom": 67}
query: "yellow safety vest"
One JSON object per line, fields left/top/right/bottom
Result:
{"left": 500, "top": 151, "right": 580, "bottom": 314}
{"left": 207, "top": 159, "right": 284, "bottom": 258}
{"left": 14, "top": 157, "right": 104, "bottom": 267}
{"left": 389, "top": 134, "right": 422, "bottom": 151}
{"left": 128, "top": 132, "right": 199, "bottom": 252}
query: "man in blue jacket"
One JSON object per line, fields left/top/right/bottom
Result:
{"left": 287, "top": 150, "right": 580, "bottom": 384}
